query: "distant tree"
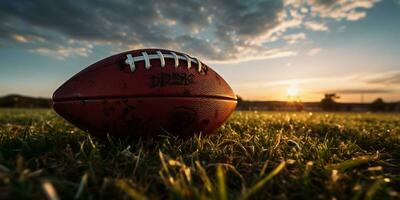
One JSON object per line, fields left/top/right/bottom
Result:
{"left": 0, "top": 94, "right": 52, "bottom": 108}
{"left": 236, "top": 95, "right": 243, "bottom": 103}
{"left": 236, "top": 95, "right": 243, "bottom": 109}
{"left": 320, "top": 93, "right": 340, "bottom": 111}
{"left": 395, "top": 102, "right": 400, "bottom": 112}
{"left": 293, "top": 101, "right": 304, "bottom": 111}
{"left": 370, "top": 98, "right": 386, "bottom": 111}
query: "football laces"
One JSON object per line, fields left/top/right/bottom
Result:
{"left": 125, "top": 51, "right": 203, "bottom": 73}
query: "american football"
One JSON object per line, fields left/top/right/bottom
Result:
{"left": 52, "top": 49, "right": 237, "bottom": 137}
{"left": 1, "top": 0, "right": 399, "bottom": 199}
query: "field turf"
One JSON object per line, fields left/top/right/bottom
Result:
{"left": 0, "top": 109, "right": 399, "bottom": 199}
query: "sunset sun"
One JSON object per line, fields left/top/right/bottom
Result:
{"left": 286, "top": 85, "right": 300, "bottom": 98}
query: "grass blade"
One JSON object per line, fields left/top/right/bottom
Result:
{"left": 241, "top": 161, "right": 286, "bottom": 200}
{"left": 115, "top": 179, "right": 147, "bottom": 200}
{"left": 74, "top": 172, "right": 89, "bottom": 199}
{"left": 326, "top": 156, "right": 375, "bottom": 172}
{"left": 195, "top": 161, "right": 213, "bottom": 192}
{"left": 42, "top": 181, "right": 60, "bottom": 200}
{"left": 217, "top": 165, "right": 227, "bottom": 200}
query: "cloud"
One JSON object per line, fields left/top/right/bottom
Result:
{"left": 0, "top": 0, "right": 380, "bottom": 61}
{"left": 357, "top": 71, "right": 400, "bottom": 85}
{"left": 283, "top": 33, "right": 307, "bottom": 44}
{"left": 328, "top": 88, "right": 394, "bottom": 94}
{"left": 308, "top": 0, "right": 380, "bottom": 21}
{"left": 211, "top": 49, "right": 298, "bottom": 64}
{"left": 29, "top": 46, "right": 92, "bottom": 59}
{"left": 306, "top": 48, "right": 322, "bottom": 56}
{"left": 304, "top": 21, "right": 329, "bottom": 31}
{"left": 346, "top": 11, "right": 367, "bottom": 21}
{"left": 11, "top": 34, "right": 28, "bottom": 43}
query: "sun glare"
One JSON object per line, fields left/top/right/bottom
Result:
{"left": 286, "top": 86, "right": 299, "bottom": 98}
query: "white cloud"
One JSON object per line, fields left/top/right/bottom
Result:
{"left": 283, "top": 33, "right": 307, "bottom": 44}
{"left": 304, "top": 21, "right": 329, "bottom": 31}
{"left": 308, "top": 0, "right": 380, "bottom": 21}
{"left": 30, "top": 46, "right": 92, "bottom": 59}
{"left": 12, "top": 34, "right": 28, "bottom": 43}
{"left": 306, "top": 48, "right": 321, "bottom": 56}
{"left": 346, "top": 11, "right": 367, "bottom": 21}
{"left": 210, "top": 49, "right": 298, "bottom": 64}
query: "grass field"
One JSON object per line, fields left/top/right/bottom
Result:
{"left": 0, "top": 109, "right": 399, "bottom": 199}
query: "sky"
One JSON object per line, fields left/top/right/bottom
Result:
{"left": 0, "top": 0, "right": 399, "bottom": 102}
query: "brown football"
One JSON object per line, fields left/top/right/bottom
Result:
{"left": 53, "top": 49, "right": 237, "bottom": 138}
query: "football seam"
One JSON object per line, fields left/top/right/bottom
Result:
{"left": 53, "top": 95, "right": 238, "bottom": 102}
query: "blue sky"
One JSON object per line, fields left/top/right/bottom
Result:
{"left": 1, "top": 0, "right": 399, "bottom": 102}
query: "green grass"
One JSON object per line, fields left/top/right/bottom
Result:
{"left": 0, "top": 109, "right": 399, "bottom": 199}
